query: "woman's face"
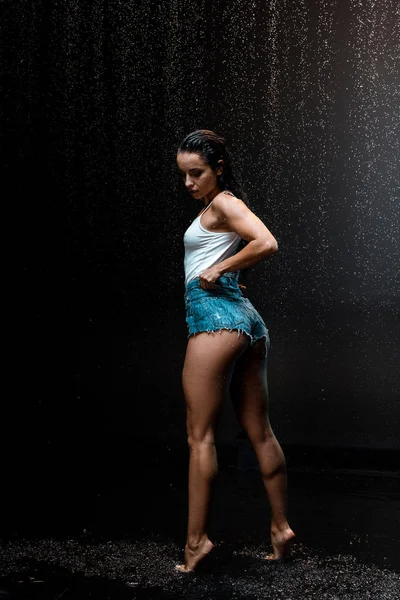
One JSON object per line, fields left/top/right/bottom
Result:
{"left": 177, "top": 152, "right": 222, "bottom": 200}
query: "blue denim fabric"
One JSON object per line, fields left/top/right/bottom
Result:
{"left": 184, "top": 274, "right": 270, "bottom": 351}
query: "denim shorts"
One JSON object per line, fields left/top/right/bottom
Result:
{"left": 184, "top": 274, "right": 270, "bottom": 352}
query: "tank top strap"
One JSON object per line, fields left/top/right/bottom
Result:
{"left": 199, "top": 200, "right": 214, "bottom": 217}
{"left": 199, "top": 191, "right": 235, "bottom": 217}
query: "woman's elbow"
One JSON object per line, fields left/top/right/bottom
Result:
{"left": 261, "top": 237, "right": 278, "bottom": 255}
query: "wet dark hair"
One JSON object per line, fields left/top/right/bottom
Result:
{"left": 177, "top": 129, "right": 248, "bottom": 204}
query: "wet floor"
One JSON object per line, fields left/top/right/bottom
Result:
{"left": 1, "top": 438, "right": 399, "bottom": 599}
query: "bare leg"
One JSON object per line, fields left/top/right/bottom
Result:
{"left": 176, "top": 330, "right": 249, "bottom": 572}
{"left": 231, "top": 338, "right": 295, "bottom": 560}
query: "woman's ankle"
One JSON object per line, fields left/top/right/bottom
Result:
{"left": 187, "top": 534, "right": 209, "bottom": 550}
{"left": 271, "top": 520, "right": 291, "bottom": 534}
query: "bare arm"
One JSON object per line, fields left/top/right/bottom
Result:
{"left": 199, "top": 195, "right": 278, "bottom": 287}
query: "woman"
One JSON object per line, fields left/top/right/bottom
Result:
{"left": 175, "top": 129, "right": 295, "bottom": 572}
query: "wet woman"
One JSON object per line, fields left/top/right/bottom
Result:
{"left": 175, "top": 129, "right": 295, "bottom": 572}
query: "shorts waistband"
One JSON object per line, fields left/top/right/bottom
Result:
{"left": 186, "top": 272, "right": 238, "bottom": 290}
{"left": 185, "top": 273, "right": 242, "bottom": 301}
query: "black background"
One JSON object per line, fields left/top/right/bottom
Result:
{"left": 3, "top": 0, "right": 399, "bottom": 469}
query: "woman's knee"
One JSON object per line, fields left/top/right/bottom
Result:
{"left": 185, "top": 410, "right": 218, "bottom": 459}
{"left": 187, "top": 427, "right": 216, "bottom": 449}
{"left": 246, "top": 422, "right": 275, "bottom": 446}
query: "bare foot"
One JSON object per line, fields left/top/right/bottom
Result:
{"left": 265, "top": 526, "right": 296, "bottom": 561}
{"left": 175, "top": 538, "right": 214, "bottom": 572}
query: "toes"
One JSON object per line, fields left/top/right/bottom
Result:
{"left": 175, "top": 564, "right": 192, "bottom": 573}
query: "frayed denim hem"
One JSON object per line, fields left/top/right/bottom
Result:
{"left": 187, "top": 328, "right": 269, "bottom": 357}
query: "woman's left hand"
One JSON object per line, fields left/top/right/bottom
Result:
{"left": 198, "top": 266, "right": 223, "bottom": 289}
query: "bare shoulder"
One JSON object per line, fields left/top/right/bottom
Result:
{"left": 212, "top": 191, "right": 275, "bottom": 243}
{"left": 212, "top": 191, "right": 247, "bottom": 213}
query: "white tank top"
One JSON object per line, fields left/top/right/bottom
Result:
{"left": 183, "top": 191, "right": 241, "bottom": 285}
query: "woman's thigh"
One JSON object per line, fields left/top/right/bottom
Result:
{"left": 230, "top": 338, "right": 271, "bottom": 441}
{"left": 182, "top": 330, "right": 249, "bottom": 440}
